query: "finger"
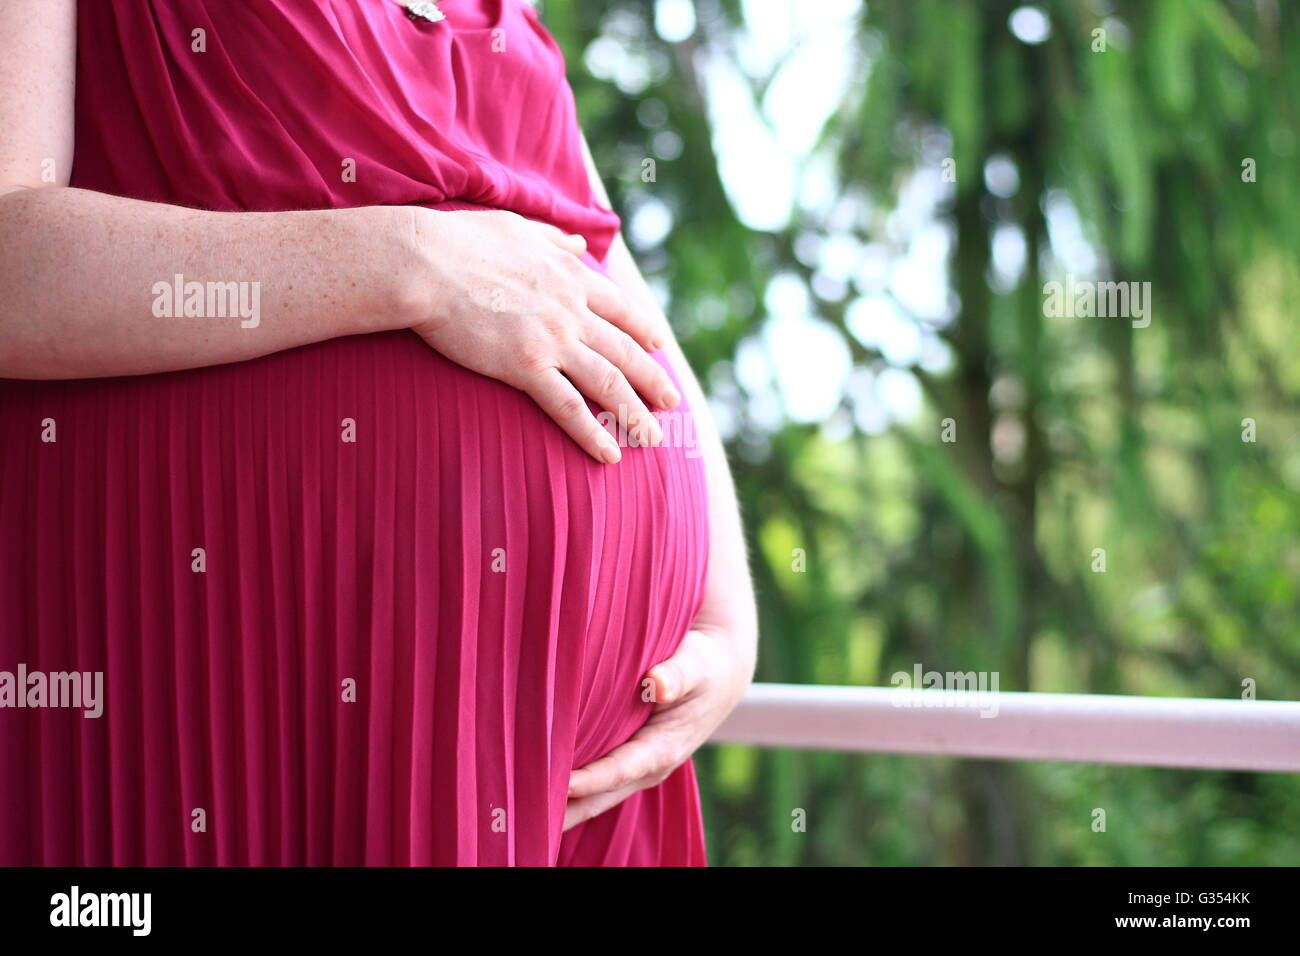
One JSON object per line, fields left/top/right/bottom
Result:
{"left": 567, "top": 733, "right": 662, "bottom": 799}
{"left": 528, "top": 219, "right": 588, "bottom": 257}
{"left": 645, "top": 634, "right": 709, "bottom": 706}
{"left": 560, "top": 342, "right": 664, "bottom": 448}
{"left": 563, "top": 781, "right": 644, "bottom": 832}
{"left": 525, "top": 368, "right": 622, "bottom": 464}
{"left": 581, "top": 270, "right": 664, "bottom": 353}
{"left": 580, "top": 315, "right": 681, "bottom": 411}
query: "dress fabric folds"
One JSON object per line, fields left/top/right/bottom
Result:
{"left": 0, "top": 0, "right": 709, "bottom": 866}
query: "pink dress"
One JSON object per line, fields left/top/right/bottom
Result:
{"left": 0, "top": 0, "right": 709, "bottom": 866}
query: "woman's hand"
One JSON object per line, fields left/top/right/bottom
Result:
{"left": 564, "top": 624, "right": 756, "bottom": 830}
{"left": 403, "top": 207, "right": 680, "bottom": 463}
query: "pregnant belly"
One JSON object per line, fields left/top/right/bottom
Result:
{"left": 0, "top": 330, "right": 709, "bottom": 864}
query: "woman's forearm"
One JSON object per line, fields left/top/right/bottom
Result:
{"left": 603, "top": 233, "right": 758, "bottom": 666}
{"left": 0, "top": 186, "right": 414, "bottom": 379}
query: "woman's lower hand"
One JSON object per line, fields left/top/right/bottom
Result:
{"left": 401, "top": 207, "right": 679, "bottom": 463}
{"left": 563, "top": 624, "right": 756, "bottom": 831}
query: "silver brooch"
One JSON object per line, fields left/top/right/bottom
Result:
{"left": 405, "top": 1, "right": 445, "bottom": 23}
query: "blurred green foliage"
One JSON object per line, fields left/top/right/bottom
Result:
{"left": 545, "top": 0, "right": 1300, "bottom": 865}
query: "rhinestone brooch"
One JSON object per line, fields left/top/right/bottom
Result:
{"left": 405, "top": 1, "right": 445, "bottom": 23}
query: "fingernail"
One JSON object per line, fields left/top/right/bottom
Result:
{"left": 649, "top": 335, "right": 664, "bottom": 352}
{"left": 601, "top": 438, "right": 621, "bottom": 464}
{"left": 661, "top": 387, "right": 680, "bottom": 409}
{"left": 644, "top": 420, "right": 663, "bottom": 446}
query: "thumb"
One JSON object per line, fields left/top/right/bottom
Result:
{"left": 645, "top": 633, "right": 704, "bottom": 704}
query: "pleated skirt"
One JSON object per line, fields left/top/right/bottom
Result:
{"left": 0, "top": 328, "right": 709, "bottom": 865}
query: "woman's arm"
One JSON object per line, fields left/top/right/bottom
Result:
{"left": 0, "top": 0, "right": 674, "bottom": 462}
{"left": 0, "top": 188, "right": 425, "bottom": 379}
{"left": 565, "top": 136, "right": 758, "bottom": 828}
{"left": 0, "top": 0, "right": 414, "bottom": 379}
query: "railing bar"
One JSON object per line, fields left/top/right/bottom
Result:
{"left": 707, "top": 684, "right": 1300, "bottom": 773}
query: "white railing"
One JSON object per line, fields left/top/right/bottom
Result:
{"left": 709, "top": 684, "right": 1300, "bottom": 773}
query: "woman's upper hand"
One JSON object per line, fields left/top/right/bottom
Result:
{"left": 400, "top": 206, "right": 680, "bottom": 463}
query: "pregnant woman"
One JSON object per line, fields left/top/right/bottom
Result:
{"left": 0, "top": 0, "right": 756, "bottom": 865}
